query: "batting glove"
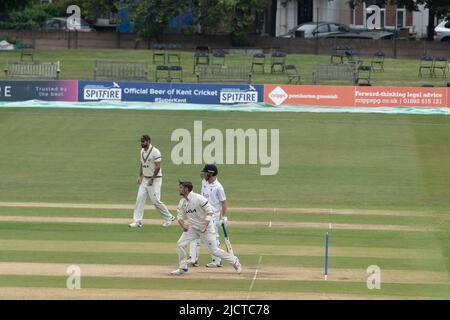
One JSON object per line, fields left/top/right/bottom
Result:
{"left": 220, "top": 216, "right": 228, "bottom": 225}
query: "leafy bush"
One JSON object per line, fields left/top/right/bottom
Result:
{"left": 0, "top": 1, "right": 80, "bottom": 30}
{"left": 10, "top": 8, "right": 51, "bottom": 30}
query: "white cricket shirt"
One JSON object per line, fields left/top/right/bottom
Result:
{"left": 140, "top": 144, "right": 162, "bottom": 177}
{"left": 201, "top": 179, "right": 226, "bottom": 215}
{"left": 177, "top": 191, "right": 215, "bottom": 232}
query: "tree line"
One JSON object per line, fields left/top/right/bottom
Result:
{"left": 0, "top": 0, "right": 265, "bottom": 44}
{"left": 0, "top": 0, "right": 448, "bottom": 41}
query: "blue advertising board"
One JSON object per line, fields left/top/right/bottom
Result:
{"left": 78, "top": 81, "right": 264, "bottom": 104}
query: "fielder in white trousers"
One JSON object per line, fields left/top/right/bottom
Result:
{"left": 133, "top": 177, "right": 173, "bottom": 222}
{"left": 172, "top": 181, "right": 241, "bottom": 275}
{"left": 190, "top": 214, "right": 222, "bottom": 264}
{"left": 178, "top": 226, "right": 236, "bottom": 270}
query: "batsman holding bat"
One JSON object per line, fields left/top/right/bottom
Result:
{"left": 189, "top": 164, "right": 228, "bottom": 268}
{"left": 171, "top": 181, "right": 242, "bottom": 275}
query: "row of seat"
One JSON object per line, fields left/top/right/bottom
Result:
{"left": 191, "top": 50, "right": 292, "bottom": 74}
{"left": 152, "top": 51, "right": 181, "bottom": 65}
{"left": 152, "top": 49, "right": 230, "bottom": 72}
{"left": 113, "top": 61, "right": 366, "bottom": 86}
{"left": 155, "top": 64, "right": 301, "bottom": 84}
{"left": 155, "top": 65, "right": 183, "bottom": 82}
{"left": 250, "top": 52, "right": 288, "bottom": 74}
{"left": 193, "top": 50, "right": 227, "bottom": 72}
{"left": 418, "top": 55, "right": 448, "bottom": 78}
{"left": 10, "top": 48, "right": 447, "bottom": 84}
{"left": 331, "top": 47, "right": 385, "bottom": 73}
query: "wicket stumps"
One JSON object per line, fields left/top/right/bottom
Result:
{"left": 324, "top": 232, "right": 329, "bottom": 280}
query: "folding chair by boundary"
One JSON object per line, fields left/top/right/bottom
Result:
{"left": 285, "top": 64, "right": 301, "bottom": 84}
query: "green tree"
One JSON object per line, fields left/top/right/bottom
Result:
{"left": 0, "top": 0, "right": 56, "bottom": 31}
{"left": 6, "top": 8, "right": 50, "bottom": 30}
{"left": 191, "top": 0, "right": 223, "bottom": 35}
{"left": 76, "top": 0, "right": 118, "bottom": 22}
{"left": 122, "top": 0, "right": 188, "bottom": 45}
{"left": 218, "top": 0, "right": 265, "bottom": 44}
{"left": 190, "top": 0, "right": 265, "bottom": 43}
{"left": 0, "top": 0, "right": 117, "bottom": 30}
{"left": 0, "top": 0, "right": 32, "bottom": 14}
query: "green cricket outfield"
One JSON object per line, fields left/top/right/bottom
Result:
{"left": 0, "top": 108, "right": 448, "bottom": 299}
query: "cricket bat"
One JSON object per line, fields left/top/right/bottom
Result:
{"left": 221, "top": 223, "right": 234, "bottom": 256}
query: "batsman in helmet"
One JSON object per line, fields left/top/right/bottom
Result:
{"left": 189, "top": 163, "right": 228, "bottom": 267}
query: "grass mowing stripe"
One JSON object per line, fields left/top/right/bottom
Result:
{"left": 0, "top": 275, "right": 252, "bottom": 292}
{"left": 0, "top": 250, "right": 446, "bottom": 272}
{"left": 2, "top": 262, "right": 446, "bottom": 284}
{"left": 2, "top": 202, "right": 449, "bottom": 217}
{"left": 0, "top": 275, "right": 447, "bottom": 299}
{"left": 0, "top": 287, "right": 409, "bottom": 300}
{"left": 251, "top": 280, "right": 450, "bottom": 299}
{"left": 0, "top": 207, "right": 131, "bottom": 218}
{"left": 0, "top": 216, "right": 434, "bottom": 233}
{"left": 0, "top": 221, "right": 446, "bottom": 250}
{"left": 0, "top": 207, "right": 443, "bottom": 226}
{"left": 0, "top": 239, "right": 443, "bottom": 259}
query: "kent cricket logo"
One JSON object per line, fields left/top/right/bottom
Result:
{"left": 171, "top": 121, "right": 279, "bottom": 175}
{"left": 219, "top": 85, "right": 259, "bottom": 104}
{"left": 83, "top": 82, "right": 122, "bottom": 101}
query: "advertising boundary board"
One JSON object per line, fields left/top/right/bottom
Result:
{"left": 264, "top": 85, "right": 450, "bottom": 108}
{"left": 1, "top": 80, "right": 449, "bottom": 108}
{"left": 0, "top": 80, "right": 78, "bottom": 101}
{"left": 78, "top": 81, "right": 264, "bottom": 105}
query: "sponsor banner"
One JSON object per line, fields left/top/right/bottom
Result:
{"left": 264, "top": 85, "right": 449, "bottom": 108}
{"left": 0, "top": 80, "right": 78, "bottom": 101}
{"left": 354, "top": 86, "right": 448, "bottom": 108}
{"left": 264, "top": 85, "right": 354, "bottom": 107}
{"left": 78, "top": 81, "right": 263, "bottom": 104}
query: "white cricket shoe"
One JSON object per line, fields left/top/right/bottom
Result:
{"left": 128, "top": 221, "right": 142, "bottom": 228}
{"left": 162, "top": 216, "right": 175, "bottom": 227}
{"left": 232, "top": 259, "right": 242, "bottom": 274}
{"left": 170, "top": 268, "right": 189, "bottom": 275}
{"left": 206, "top": 262, "right": 222, "bottom": 268}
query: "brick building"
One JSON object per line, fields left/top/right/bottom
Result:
{"left": 266, "top": 0, "right": 424, "bottom": 37}
{"left": 351, "top": 0, "right": 413, "bottom": 30}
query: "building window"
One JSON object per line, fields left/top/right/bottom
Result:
{"left": 396, "top": 8, "right": 405, "bottom": 28}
